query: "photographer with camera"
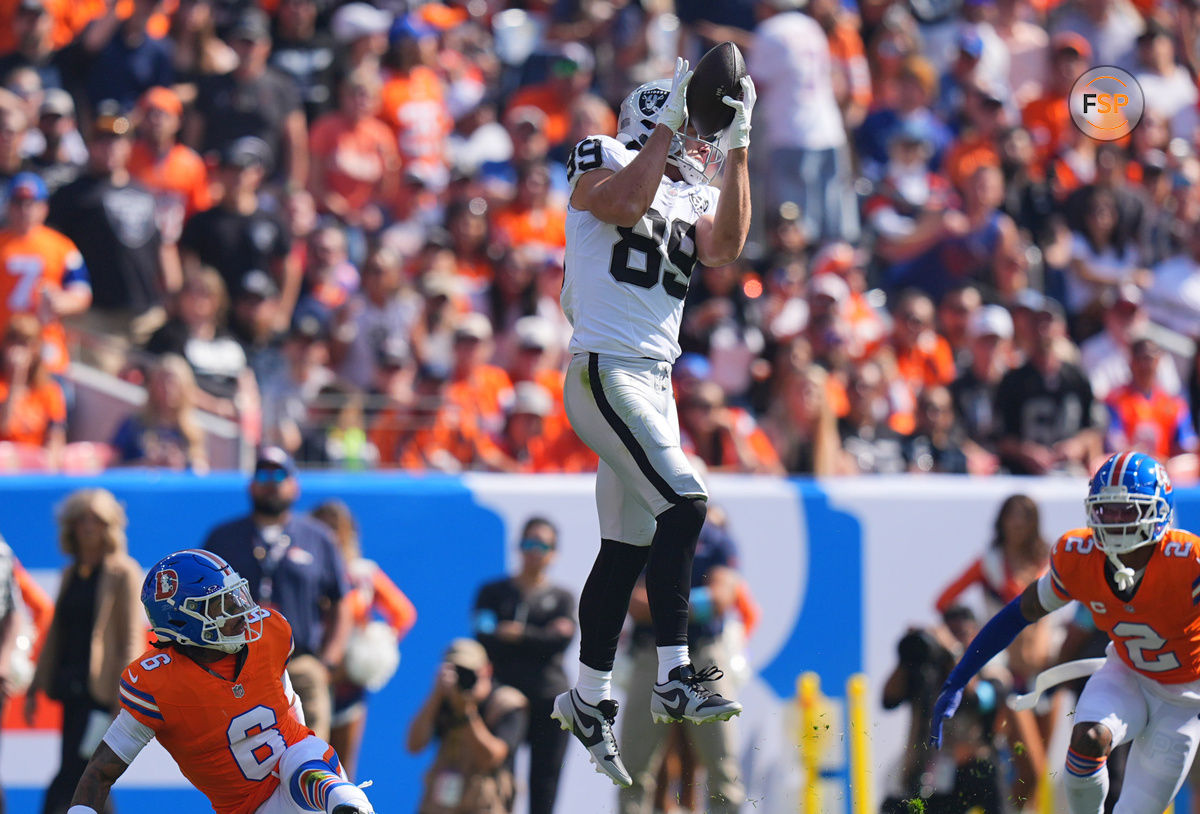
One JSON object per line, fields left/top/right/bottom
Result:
{"left": 406, "top": 638, "right": 529, "bottom": 814}
{"left": 881, "top": 608, "right": 1009, "bottom": 814}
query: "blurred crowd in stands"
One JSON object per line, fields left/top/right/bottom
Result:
{"left": 0, "top": 0, "right": 1197, "bottom": 477}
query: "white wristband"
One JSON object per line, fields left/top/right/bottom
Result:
{"left": 68, "top": 807, "right": 99, "bottom": 814}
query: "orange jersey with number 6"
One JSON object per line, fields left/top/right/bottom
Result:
{"left": 1049, "top": 527, "right": 1200, "bottom": 684}
{"left": 117, "top": 609, "right": 311, "bottom": 814}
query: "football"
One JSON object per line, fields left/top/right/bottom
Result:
{"left": 686, "top": 41, "right": 747, "bottom": 140}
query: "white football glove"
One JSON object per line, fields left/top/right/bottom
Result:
{"left": 721, "top": 75, "right": 756, "bottom": 151}
{"left": 655, "top": 57, "right": 692, "bottom": 133}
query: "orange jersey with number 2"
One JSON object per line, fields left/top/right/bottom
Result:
{"left": 118, "top": 609, "right": 311, "bottom": 814}
{"left": 1049, "top": 527, "right": 1200, "bottom": 684}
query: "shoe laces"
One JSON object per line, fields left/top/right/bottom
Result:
{"left": 683, "top": 665, "right": 724, "bottom": 699}
{"left": 595, "top": 699, "right": 621, "bottom": 752}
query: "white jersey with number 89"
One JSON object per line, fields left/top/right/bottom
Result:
{"left": 562, "top": 134, "right": 720, "bottom": 363}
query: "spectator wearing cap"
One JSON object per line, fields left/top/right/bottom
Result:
{"left": 179, "top": 135, "right": 299, "bottom": 322}
{"left": 748, "top": 0, "right": 859, "bottom": 242}
{"left": 477, "top": 105, "right": 557, "bottom": 195}
{"left": 0, "top": 171, "right": 90, "bottom": 374}
{"left": 28, "top": 88, "right": 84, "bottom": 193}
{"left": 447, "top": 312, "right": 514, "bottom": 436}
{"left": 48, "top": 107, "right": 171, "bottom": 366}
{"left": 267, "top": 0, "right": 336, "bottom": 123}
{"left": 187, "top": 7, "right": 308, "bottom": 188}
{"left": 994, "top": 296, "right": 1102, "bottom": 475}
{"left": 308, "top": 66, "right": 400, "bottom": 240}
{"left": 330, "top": 2, "right": 392, "bottom": 75}
{"left": 1081, "top": 283, "right": 1182, "bottom": 401}
{"left": 855, "top": 56, "right": 951, "bottom": 181}
{"left": 1133, "top": 20, "right": 1199, "bottom": 140}
{"left": 77, "top": 0, "right": 174, "bottom": 112}
{"left": 1105, "top": 337, "right": 1198, "bottom": 463}
{"left": 331, "top": 244, "right": 418, "bottom": 391}
{"left": 406, "top": 637, "right": 529, "bottom": 814}
{"left": 1021, "top": 32, "right": 1091, "bottom": 163}
{"left": 474, "top": 381, "right": 575, "bottom": 473}
{"left": 129, "top": 86, "right": 211, "bottom": 246}
{"left": 506, "top": 42, "right": 595, "bottom": 149}
{"left": 934, "top": 26, "right": 989, "bottom": 129}
{"left": 295, "top": 223, "right": 358, "bottom": 324}
{"left": 803, "top": 272, "right": 853, "bottom": 375}
{"left": 380, "top": 16, "right": 451, "bottom": 190}
{"left": 259, "top": 311, "right": 335, "bottom": 453}
{"left": 229, "top": 268, "right": 285, "bottom": 386}
{"left": 144, "top": 266, "right": 257, "bottom": 418}
{"left": 471, "top": 517, "right": 574, "bottom": 814}
{"left": 203, "top": 446, "right": 352, "bottom": 742}
{"left": 950, "top": 304, "right": 1015, "bottom": 457}
{"left": 941, "top": 79, "right": 1008, "bottom": 193}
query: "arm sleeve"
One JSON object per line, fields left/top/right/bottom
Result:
{"left": 371, "top": 567, "right": 417, "bottom": 639}
{"left": 62, "top": 248, "right": 90, "bottom": 288}
{"left": 102, "top": 709, "right": 154, "bottom": 765}
{"left": 566, "top": 135, "right": 635, "bottom": 193}
{"left": 1036, "top": 569, "right": 1071, "bottom": 612}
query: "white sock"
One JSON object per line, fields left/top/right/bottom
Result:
{"left": 325, "top": 782, "right": 373, "bottom": 814}
{"left": 656, "top": 645, "right": 689, "bottom": 684}
{"left": 576, "top": 663, "right": 612, "bottom": 705}
{"left": 1063, "top": 755, "right": 1108, "bottom": 814}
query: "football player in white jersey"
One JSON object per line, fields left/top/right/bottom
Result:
{"left": 549, "top": 58, "right": 756, "bottom": 788}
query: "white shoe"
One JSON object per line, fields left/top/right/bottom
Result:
{"left": 550, "top": 689, "right": 633, "bottom": 787}
{"left": 650, "top": 664, "right": 743, "bottom": 724}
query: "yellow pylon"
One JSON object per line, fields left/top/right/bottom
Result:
{"left": 846, "top": 674, "right": 872, "bottom": 814}
{"left": 797, "top": 672, "right": 821, "bottom": 814}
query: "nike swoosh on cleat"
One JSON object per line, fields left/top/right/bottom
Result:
{"left": 654, "top": 688, "right": 690, "bottom": 720}
{"left": 570, "top": 695, "right": 604, "bottom": 747}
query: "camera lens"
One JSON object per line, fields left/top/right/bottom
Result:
{"left": 455, "top": 664, "right": 478, "bottom": 691}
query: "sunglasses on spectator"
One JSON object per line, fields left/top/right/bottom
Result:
{"left": 253, "top": 467, "right": 290, "bottom": 483}
{"left": 519, "top": 537, "right": 554, "bottom": 553}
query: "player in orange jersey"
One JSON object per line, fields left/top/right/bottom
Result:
{"left": 68, "top": 550, "right": 374, "bottom": 814}
{"left": 933, "top": 452, "right": 1200, "bottom": 813}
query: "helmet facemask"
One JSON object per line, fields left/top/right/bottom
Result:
{"left": 668, "top": 126, "right": 725, "bottom": 185}
{"left": 1085, "top": 486, "right": 1171, "bottom": 557}
{"left": 179, "top": 577, "right": 264, "bottom": 654}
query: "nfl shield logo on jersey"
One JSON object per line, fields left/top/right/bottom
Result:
{"left": 155, "top": 569, "right": 178, "bottom": 602}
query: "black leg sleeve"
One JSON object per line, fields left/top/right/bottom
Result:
{"left": 578, "top": 539, "right": 652, "bottom": 671}
{"left": 645, "top": 498, "right": 707, "bottom": 647}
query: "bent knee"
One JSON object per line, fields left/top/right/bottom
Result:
{"left": 1069, "top": 721, "right": 1113, "bottom": 758}
{"left": 662, "top": 497, "right": 707, "bottom": 537}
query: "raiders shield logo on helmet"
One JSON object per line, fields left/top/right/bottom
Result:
{"left": 638, "top": 88, "right": 669, "bottom": 117}
{"left": 155, "top": 569, "right": 179, "bottom": 602}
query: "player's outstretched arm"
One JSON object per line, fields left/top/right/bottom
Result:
{"left": 571, "top": 58, "right": 692, "bottom": 228}
{"left": 69, "top": 742, "right": 129, "bottom": 813}
{"left": 695, "top": 76, "right": 755, "bottom": 268}
{"left": 930, "top": 581, "right": 1051, "bottom": 748}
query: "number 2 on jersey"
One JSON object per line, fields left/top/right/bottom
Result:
{"left": 610, "top": 208, "right": 698, "bottom": 300}
{"left": 1112, "top": 621, "right": 1181, "bottom": 673}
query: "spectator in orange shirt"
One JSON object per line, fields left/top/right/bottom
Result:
{"left": 891, "top": 289, "right": 956, "bottom": 391}
{"left": 309, "top": 67, "right": 400, "bottom": 238}
{"left": 1021, "top": 32, "right": 1090, "bottom": 163}
{"left": 943, "top": 82, "right": 1006, "bottom": 193}
{"left": 506, "top": 43, "right": 595, "bottom": 148}
{"left": 490, "top": 162, "right": 566, "bottom": 253}
{"left": 809, "top": 0, "right": 872, "bottom": 129}
{"left": 680, "top": 379, "right": 785, "bottom": 476}
{"left": 475, "top": 381, "right": 566, "bottom": 473}
{"left": 445, "top": 312, "right": 513, "bottom": 436}
{"left": 0, "top": 173, "right": 91, "bottom": 374}
{"left": 1105, "top": 337, "right": 1198, "bottom": 463}
{"left": 0, "top": 313, "right": 65, "bottom": 463}
{"left": 380, "top": 16, "right": 450, "bottom": 189}
{"left": 128, "top": 86, "right": 211, "bottom": 245}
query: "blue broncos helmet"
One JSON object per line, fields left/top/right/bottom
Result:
{"left": 142, "top": 550, "right": 264, "bottom": 654}
{"left": 1085, "top": 452, "right": 1175, "bottom": 556}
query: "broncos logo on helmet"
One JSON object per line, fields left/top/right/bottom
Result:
{"left": 142, "top": 550, "right": 265, "bottom": 654}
